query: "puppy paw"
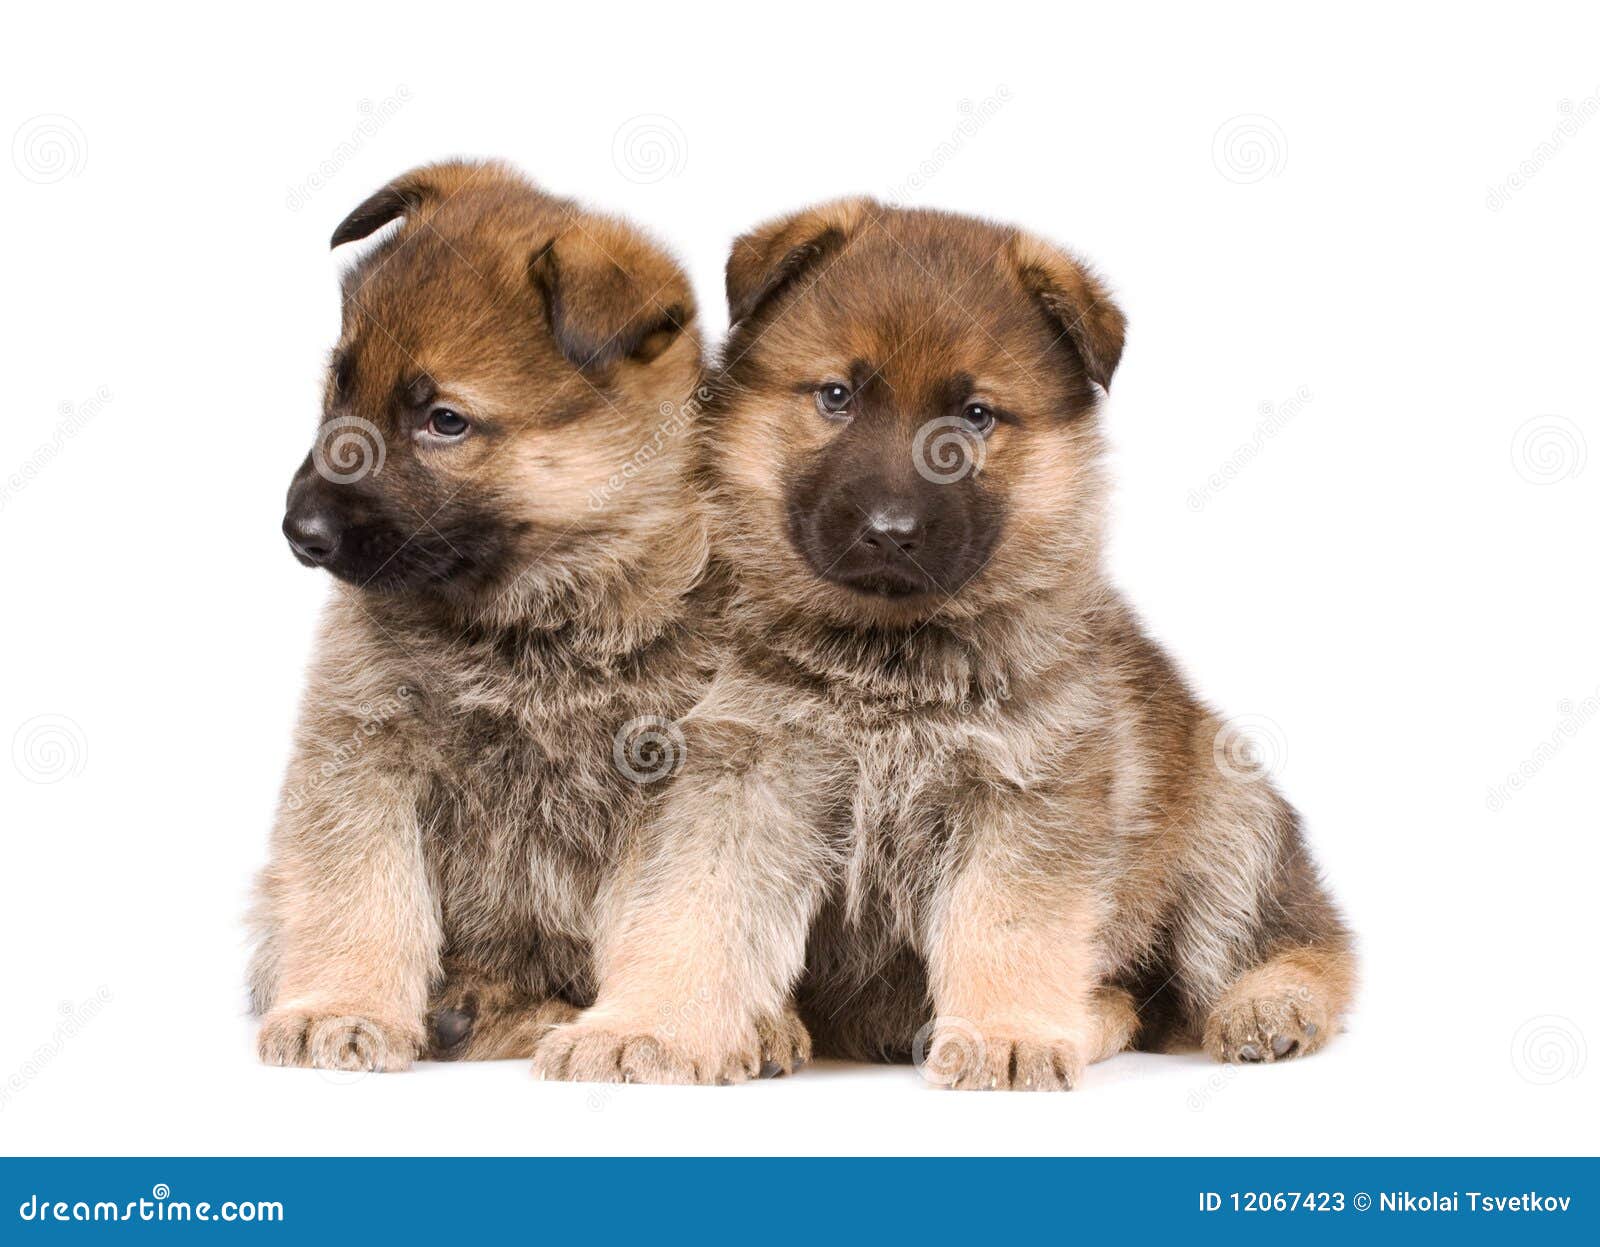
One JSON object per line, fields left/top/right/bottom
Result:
{"left": 1204, "top": 976, "right": 1332, "bottom": 1064}
{"left": 532, "top": 1010, "right": 804, "bottom": 1086}
{"left": 426, "top": 977, "right": 579, "bottom": 1062}
{"left": 256, "top": 1007, "right": 420, "bottom": 1072}
{"left": 754, "top": 1006, "right": 812, "bottom": 1078}
{"left": 920, "top": 1021, "right": 1083, "bottom": 1091}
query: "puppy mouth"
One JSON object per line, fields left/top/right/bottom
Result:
{"left": 817, "top": 554, "right": 942, "bottom": 600}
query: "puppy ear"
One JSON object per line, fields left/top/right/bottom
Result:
{"left": 529, "top": 219, "right": 697, "bottom": 372}
{"left": 329, "top": 161, "right": 496, "bottom": 249}
{"left": 1007, "top": 231, "right": 1126, "bottom": 391}
{"left": 725, "top": 197, "right": 879, "bottom": 327}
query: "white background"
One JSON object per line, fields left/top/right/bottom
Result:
{"left": 2, "top": 1, "right": 1595, "bottom": 1157}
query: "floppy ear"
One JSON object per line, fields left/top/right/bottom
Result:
{"left": 725, "top": 197, "right": 879, "bottom": 327}
{"left": 529, "top": 220, "right": 696, "bottom": 372}
{"left": 1007, "top": 231, "right": 1126, "bottom": 391}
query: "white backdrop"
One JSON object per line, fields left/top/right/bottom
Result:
{"left": 2, "top": 1, "right": 1595, "bottom": 1156}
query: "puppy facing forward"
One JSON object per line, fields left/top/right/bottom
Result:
{"left": 248, "top": 160, "right": 780, "bottom": 1072}
{"left": 534, "top": 199, "right": 1355, "bottom": 1089}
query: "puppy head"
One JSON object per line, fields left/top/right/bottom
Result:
{"left": 705, "top": 198, "right": 1123, "bottom": 626}
{"left": 283, "top": 159, "right": 699, "bottom": 601}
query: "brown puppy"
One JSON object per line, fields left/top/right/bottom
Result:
{"left": 533, "top": 199, "right": 1355, "bottom": 1088}
{"left": 247, "top": 160, "right": 766, "bottom": 1072}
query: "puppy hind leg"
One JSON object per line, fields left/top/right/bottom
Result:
{"left": 1203, "top": 943, "right": 1355, "bottom": 1064}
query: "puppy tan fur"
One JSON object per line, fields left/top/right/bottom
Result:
{"left": 533, "top": 199, "right": 1355, "bottom": 1088}
{"left": 249, "top": 160, "right": 735, "bottom": 1071}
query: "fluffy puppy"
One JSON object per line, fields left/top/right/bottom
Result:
{"left": 533, "top": 199, "right": 1355, "bottom": 1088}
{"left": 248, "top": 160, "right": 759, "bottom": 1072}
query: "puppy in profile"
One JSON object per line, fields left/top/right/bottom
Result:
{"left": 247, "top": 160, "right": 798, "bottom": 1072}
{"left": 534, "top": 199, "right": 1355, "bottom": 1088}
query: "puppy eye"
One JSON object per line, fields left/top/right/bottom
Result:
{"left": 815, "top": 383, "right": 853, "bottom": 418}
{"left": 426, "top": 407, "right": 470, "bottom": 438}
{"left": 962, "top": 402, "right": 997, "bottom": 436}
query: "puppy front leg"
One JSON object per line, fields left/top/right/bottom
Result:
{"left": 922, "top": 795, "right": 1103, "bottom": 1091}
{"left": 252, "top": 739, "right": 440, "bottom": 1073}
{"left": 535, "top": 754, "right": 829, "bottom": 1085}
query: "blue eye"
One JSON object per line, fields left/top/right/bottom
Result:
{"left": 815, "top": 383, "right": 852, "bottom": 417}
{"left": 427, "top": 407, "right": 469, "bottom": 437}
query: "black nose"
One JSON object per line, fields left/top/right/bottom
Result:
{"left": 859, "top": 507, "right": 924, "bottom": 557}
{"left": 283, "top": 508, "right": 341, "bottom": 565}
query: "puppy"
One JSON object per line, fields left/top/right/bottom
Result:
{"left": 248, "top": 160, "right": 764, "bottom": 1072}
{"left": 533, "top": 199, "right": 1355, "bottom": 1088}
